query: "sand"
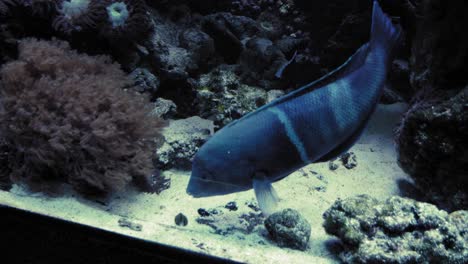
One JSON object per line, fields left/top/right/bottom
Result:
{"left": 0, "top": 103, "right": 412, "bottom": 264}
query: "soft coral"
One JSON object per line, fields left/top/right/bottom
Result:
{"left": 0, "top": 38, "right": 166, "bottom": 197}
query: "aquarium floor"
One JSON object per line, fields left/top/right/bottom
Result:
{"left": 0, "top": 103, "right": 412, "bottom": 264}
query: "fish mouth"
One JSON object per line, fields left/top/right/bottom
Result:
{"left": 186, "top": 176, "right": 218, "bottom": 198}
{"left": 186, "top": 172, "right": 248, "bottom": 198}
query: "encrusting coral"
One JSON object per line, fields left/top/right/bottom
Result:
{"left": 0, "top": 38, "right": 166, "bottom": 197}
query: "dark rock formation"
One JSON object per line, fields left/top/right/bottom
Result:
{"left": 396, "top": 87, "right": 468, "bottom": 211}
{"left": 323, "top": 195, "right": 468, "bottom": 264}
{"left": 409, "top": 0, "right": 468, "bottom": 94}
{"left": 396, "top": 0, "right": 468, "bottom": 211}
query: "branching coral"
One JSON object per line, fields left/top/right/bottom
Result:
{"left": 0, "top": 38, "right": 166, "bottom": 196}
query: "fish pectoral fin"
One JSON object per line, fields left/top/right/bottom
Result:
{"left": 253, "top": 173, "right": 279, "bottom": 216}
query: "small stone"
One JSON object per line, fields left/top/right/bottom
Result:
{"left": 246, "top": 200, "right": 261, "bottom": 212}
{"left": 264, "top": 208, "right": 311, "bottom": 250}
{"left": 118, "top": 218, "right": 142, "bottom": 231}
{"left": 340, "top": 152, "right": 357, "bottom": 169}
{"left": 314, "top": 186, "right": 327, "bottom": 192}
{"left": 328, "top": 160, "right": 339, "bottom": 171}
{"left": 225, "top": 201, "right": 238, "bottom": 211}
{"left": 208, "top": 208, "right": 221, "bottom": 215}
{"left": 198, "top": 208, "right": 211, "bottom": 217}
{"left": 175, "top": 213, "right": 188, "bottom": 226}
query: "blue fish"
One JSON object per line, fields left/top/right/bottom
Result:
{"left": 187, "top": 1, "right": 402, "bottom": 215}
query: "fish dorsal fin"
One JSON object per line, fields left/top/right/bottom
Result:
{"left": 225, "top": 43, "right": 370, "bottom": 129}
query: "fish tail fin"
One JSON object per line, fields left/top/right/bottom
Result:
{"left": 370, "top": 1, "right": 402, "bottom": 55}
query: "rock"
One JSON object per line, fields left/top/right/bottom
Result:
{"left": 238, "top": 37, "right": 286, "bottom": 87}
{"left": 149, "top": 10, "right": 192, "bottom": 81}
{"left": 147, "top": 8, "right": 218, "bottom": 85}
{"left": 380, "top": 84, "right": 405, "bottom": 104}
{"left": 0, "top": 138, "right": 11, "bottom": 191}
{"left": 409, "top": 0, "right": 468, "bottom": 95}
{"left": 289, "top": 0, "right": 372, "bottom": 86}
{"left": 198, "top": 208, "right": 211, "bottom": 217}
{"left": 151, "top": 98, "right": 177, "bottom": 119}
{"left": 159, "top": 46, "right": 192, "bottom": 80}
{"left": 179, "top": 28, "right": 217, "bottom": 70}
{"left": 196, "top": 206, "right": 264, "bottom": 236}
{"left": 118, "top": 218, "right": 142, "bottom": 231}
{"left": 246, "top": 200, "right": 261, "bottom": 212}
{"left": 225, "top": 201, "right": 238, "bottom": 211}
{"left": 194, "top": 66, "right": 268, "bottom": 128}
{"left": 203, "top": 12, "right": 258, "bottom": 63}
{"left": 264, "top": 208, "right": 311, "bottom": 250}
{"left": 175, "top": 213, "right": 188, "bottom": 226}
{"left": 136, "top": 170, "right": 171, "bottom": 195}
{"left": 340, "top": 152, "right": 357, "bottom": 170}
{"left": 328, "top": 160, "right": 340, "bottom": 171}
{"left": 323, "top": 195, "right": 468, "bottom": 264}
{"left": 396, "top": 87, "right": 468, "bottom": 211}
{"left": 156, "top": 116, "right": 214, "bottom": 170}
{"left": 129, "top": 68, "right": 160, "bottom": 95}
{"left": 385, "top": 59, "right": 411, "bottom": 102}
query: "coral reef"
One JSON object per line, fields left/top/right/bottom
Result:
{"left": 323, "top": 195, "right": 468, "bottom": 264}
{"left": 0, "top": 38, "right": 166, "bottom": 196}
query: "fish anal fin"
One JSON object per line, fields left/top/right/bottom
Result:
{"left": 253, "top": 173, "right": 279, "bottom": 217}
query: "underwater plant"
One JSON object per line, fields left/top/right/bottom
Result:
{"left": 0, "top": 38, "right": 166, "bottom": 197}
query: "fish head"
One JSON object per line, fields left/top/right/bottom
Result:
{"left": 186, "top": 137, "right": 254, "bottom": 198}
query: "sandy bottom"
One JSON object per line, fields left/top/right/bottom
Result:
{"left": 0, "top": 103, "right": 411, "bottom": 264}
